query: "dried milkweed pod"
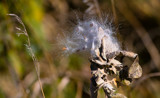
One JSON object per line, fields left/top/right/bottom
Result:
{"left": 90, "top": 31, "right": 142, "bottom": 97}
{"left": 59, "top": 18, "right": 142, "bottom": 98}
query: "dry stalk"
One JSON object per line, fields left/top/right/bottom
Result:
{"left": 83, "top": 0, "right": 102, "bottom": 20}
{"left": 8, "top": 14, "right": 45, "bottom": 98}
{"left": 132, "top": 72, "right": 160, "bottom": 88}
{"left": 111, "top": 0, "right": 118, "bottom": 26}
{"left": 93, "top": 0, "right": 102, "bottom": 20}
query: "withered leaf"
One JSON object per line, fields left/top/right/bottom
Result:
{"left": 129, "top": 56, "right": 142, "bottom": 78}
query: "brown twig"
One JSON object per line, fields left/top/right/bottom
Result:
{"left": 93, "top": 0, "right": 102, "bottom": 20}
{"left": 8, "top": 14, "right": 45, "bottom": 98}
{"left": 111, "top": 0, "right": 118, "bottom": 26}
{"left": 76, "top": 81, "right": 83, "bottom": 98}
{"left": 90, "top": 77, "right": 98, "bottom": 98}
{"left": 132, "top": 72, "right": 160, "bottom": 88}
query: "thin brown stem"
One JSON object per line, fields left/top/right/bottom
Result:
{"left": 93, "top": 0, "right": 102, "bottom": 21}
{"left": 90, "top": 78, "right": 98, "bottom": 98}
{"left": 111, "top": 0, "right": 118, "bottom": 25}
{"left": 133, "top": 72, "right": 160, "bottom": 88}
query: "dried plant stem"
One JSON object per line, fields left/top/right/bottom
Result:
{"left": 28, "top": 44, "right": 45, "bottom": 98}
{"left": 103, "top": 89, "right": 109, "bottom": 98}
{"left": 93, "top": 0, "right": 102, "bottom": 20}
{"left": 8, "top": 14, "right": 45, "bottom": 98}
{"left": 90, "top": 78, "right": 98, "bottom": 98}
{"left": 116, "top": 1, "right": 160, "bottom": 70}
{"left": 133, "top": 72, "right": 160, "bottom": 88}
{"left": 111, "top": 0, "right": 118, "bottom": 26}
{"left": 76, "top": 81, "right": 83, "bottom": 98}
{"left": 111, "top": 0, "right": 124, "bottom": 47}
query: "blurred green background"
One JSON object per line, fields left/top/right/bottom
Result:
{"left": 0, "top": 0, "right": 160, "bottom": 98}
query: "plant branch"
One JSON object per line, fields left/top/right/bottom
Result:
{"left": 132, "top": 72, "right": 160, "bottom": 88}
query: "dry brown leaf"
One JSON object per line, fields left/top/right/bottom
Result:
{"left": 129, "top": 56, "right": 142, "bottom": 78}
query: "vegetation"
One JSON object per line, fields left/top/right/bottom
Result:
{"left": 0, "top": 0, "right": 160, "bottom": 98}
